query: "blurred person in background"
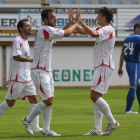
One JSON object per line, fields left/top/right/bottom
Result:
{"left": 118, "top": 22, "right": 140, "bottom": 114}
{"left": 72, "top": 7, "right": 120, "bottom": 136}
{"left": 22, "top": 8, "right": 81, "bottom": 136}
{"left": 0, "top": 19, "right": 43, "bottom": 134}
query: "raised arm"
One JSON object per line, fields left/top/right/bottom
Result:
{"left": 63, "top": 9, "right": 81, "bottom": 37}
{"left": 79, "top": 20, "right": 99, "bottom": 37}
{"left": 63, "top": 8, "right": 75, "bottom": 30}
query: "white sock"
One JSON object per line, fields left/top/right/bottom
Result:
{"left": 94, "top": 103, "right": 103, "bottom": 131}
{"left": 42, "top": 106, "right": 52, "bottom": 133}
{"left": 0, "top": 101, "right": 9, "bottom": 116}
{"left": 29, "top": 103, "right": 40, "bottom": 131}
{"left": 95, "top": 97, "right": 116, "bottom": 125}
{"left": 26, "top": 102, "right": 47, "bottom": 122}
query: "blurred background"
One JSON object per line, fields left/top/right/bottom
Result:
{"left": 0, "top": 0, "right": 139, "bottom": 88}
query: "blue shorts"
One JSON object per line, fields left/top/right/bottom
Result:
{"left": 126, "top": 62, "right": 140, "bottom": 85}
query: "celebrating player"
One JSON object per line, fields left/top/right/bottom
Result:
{"left": 118, "top": 22, "right": 140, "bottom": 114}
{"left": 0, "top": 19, "right": 42, "bottom": 133}
{"left": 72, "top": 7, "right": 120, "bottom": 136}
{"left": 22, "top": 8, "right": 81, "bottom": 136}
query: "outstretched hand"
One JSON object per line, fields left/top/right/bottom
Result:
{"left": 68, "top": 8, "right": 75, "bottom": 23}
{"left": 75, "top": 8, "right": 81, "bottom": 23}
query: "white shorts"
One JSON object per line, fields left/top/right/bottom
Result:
{"left": 31, "top": 69, "right": 55, "bottom": 100}
{"left": 5, "top": 81, "right": 36, "bottom": 100}
{"left": 91, "top": 66, "right": 113, "bottom": 94}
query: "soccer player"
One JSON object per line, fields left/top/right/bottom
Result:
{"left": 72, "top": 7, "right": 120, "bottom": 136}
{"left": 118, "top": 22, "right": 140, "bottom": 114}
{"left": 0, "top": 19, "right": 42, "bottom": 133}
{"left": 22, "top": 8, "right": 81, "bottom": 136}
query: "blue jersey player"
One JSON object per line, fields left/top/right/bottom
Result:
{"left": 118, "top": 22, "right": 140, "bottom": 114}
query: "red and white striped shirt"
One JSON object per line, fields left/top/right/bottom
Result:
{"left": 31, "top": 25, "right": 64, "bottom": 72}
{"left": 8, "top": 35, "right": 32, "bottom": 82}
{"left": 88, "top": 25, "right": 115, "bottom": 70}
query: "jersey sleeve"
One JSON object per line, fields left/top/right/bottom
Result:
{"left": 12, "top": 38, "right": 22, "bottom": 56}
{"left": 97, "top": 26, "right": 114, "bottom": 41}
{"left": 42, "top": 26, "right": 64, "bottom": 42}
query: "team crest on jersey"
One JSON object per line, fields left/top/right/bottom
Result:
{"left": 96, "top": 42, "right": 98, "bottom": 45}
{"left": 24, "top": 52, "right": 29, "bottom": 58}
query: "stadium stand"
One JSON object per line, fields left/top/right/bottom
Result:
{"left": 0, "top": 0, "right": 6, "bottom": 3}
{"left": 64, "top": 0, "right": 76, "bottom": 4}
{"left": 95, "top": 0, "right": 108, "bottom": 4}
{"left": 48, "top": 0, "right": 60, "bottom": 4}
{"left": 80, "top": 0, "right": 92, "bottom": 4}
{"left": 126, "top": 0, "right": 139, "bottom": 4}
{"left": 111, "top": 0, "right": 123, "bottom": 4}
{"left": 2, "top": 0, "right": 140, "bottom": 4}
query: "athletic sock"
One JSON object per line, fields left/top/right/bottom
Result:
{"left": 136, "top": 87, "right": 140, "bottom": 109}
{"left": 0, "top": 101, "right": 9, "bottom": 116}
{"left": 126, "top": 88, "right": 135, "bottom": 111}
{"left": 94, "top": 103, "right": 103, "bottom": 131}
{"left": 26, "top": 101, "right": 47, "bottom": 122}
{"left": 95, "top": 97, "right": 116, "bottom": 125}
{"left": 42, "top": 106, "right": 52, "bottom": 134}
{"left": 29, "top": 103, "right": 40, "bottom": 131}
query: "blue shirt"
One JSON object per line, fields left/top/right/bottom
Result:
{"left": 122, "top": 33, "right": 140, "bottom": 63}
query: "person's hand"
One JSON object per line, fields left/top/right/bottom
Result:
{"left": 118, "top": 68, "right": 123, "bottom": 77}
{"left": 6, "top": 80, "right": 10, "bottom": 85}
{"left": 68, "top": 8, "right": 75, "bottom": 23}
{"left": 75, "top": 9, "right": 81, "bottom": 23}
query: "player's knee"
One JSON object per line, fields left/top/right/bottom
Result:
{"left": 28, "top": 96, "right": 38, "bottom": 104}
{"left": 43, "top": 98, "right": 53, "bottom": 106}
{"left": 6, "top": 99, "right": 15, "bottom": 107}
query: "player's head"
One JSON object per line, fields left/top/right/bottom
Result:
{"left": 97, "top": 7, "right": 113, "bottom": 25}
{"left": 41, "top": 8, "right": 56, "bottom": 27}
{"left": 134, "top": 22, "right": 140, "bottom": 35}
{"left": 17, "top": 19, "right": 31, "bottom": 35}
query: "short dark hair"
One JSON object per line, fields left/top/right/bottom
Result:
{"left": 98, "top": 7, "right": 113, "bottom": 23}
{"left": 134, "top": 22, "right": 140, "bottom": 30}
{"left": 17, "top": 19, "right": 29, "bottom": 33}
{"left": 41, "top": 8, "right": 54, "bottom": 21}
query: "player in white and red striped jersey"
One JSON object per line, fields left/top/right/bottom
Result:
{"left": 75, "top": 7, "right": 120, "bottom": 136}
{"left": 22, "top": 8, "right": 81, "bottom": 136}
{"left": 0, "top": 19, "right": 43, "bottom": 134}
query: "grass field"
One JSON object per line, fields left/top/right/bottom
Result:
{"left": 0, "top": 88, "right": 140, "bottom": 140}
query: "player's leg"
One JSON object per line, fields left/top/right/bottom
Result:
{"left": 24, "top": 81, "right": 43, "bottom": 133}
{"left": 125, "top": 86, "right": 137, "bottom": 113}
{"left": 28, "top": 96, "right": 43, "bottom": 133}
{"left": 125, "top": 62, "right": 138, "bottom": 113}
{"left": 136, "top": 86, "right": 140, "bottom": 111}
{"left": 91, "top": 66, "right": 119, "bottom": 135}
{"left": 22, "top": 70, "right": 60, "bottom": 136}
{"left": 0, "top": 81, "right": 18, "bottom": 116}
{"left": 84, "top": 103, "right": 103, "bottom": 135}
{"left": 0, "top": 99, "right": 15, "bottom": 116}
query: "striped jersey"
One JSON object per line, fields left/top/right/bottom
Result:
{"left": 122, "top": 33, "right": 140, "bottom": 63}
{"left": 31, "top": 25, "right": 64, "bottom": 72}
{"left": 88, "top": 25, "right": 115, "bottom": 70}
{"left": 8, "top": 35, "right": 32, "bottom": 82}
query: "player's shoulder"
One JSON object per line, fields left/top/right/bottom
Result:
{"left": 13, "top": 35, "right": 23, "bottom": 43}
{"left": 41, "top": 25, "right": 55, "bottom": 31}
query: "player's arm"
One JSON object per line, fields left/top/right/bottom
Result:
{"left": 13, "top": 55, "right": 33, "bottom": 63}
{"left": 63, "top": 9, "right": 81, "bottom": 37}
{"left": 75, "top": 25, "right": 87, "bottom": 35}
{"left": 63, "top": 8, "right": 74, "bottom": 30}
{"left": 79, "top": 20, "right": 99, "bottom": 37}
{"left": 118, "top": 51, "right": 124, "bottom": 77}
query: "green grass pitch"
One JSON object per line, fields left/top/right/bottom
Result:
{"left": 0, "top": 88, "right": 139, "bottom": 140}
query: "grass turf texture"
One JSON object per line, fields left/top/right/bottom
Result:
{"left": 0, "top": 88, "right": 139, "bottom": 140}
